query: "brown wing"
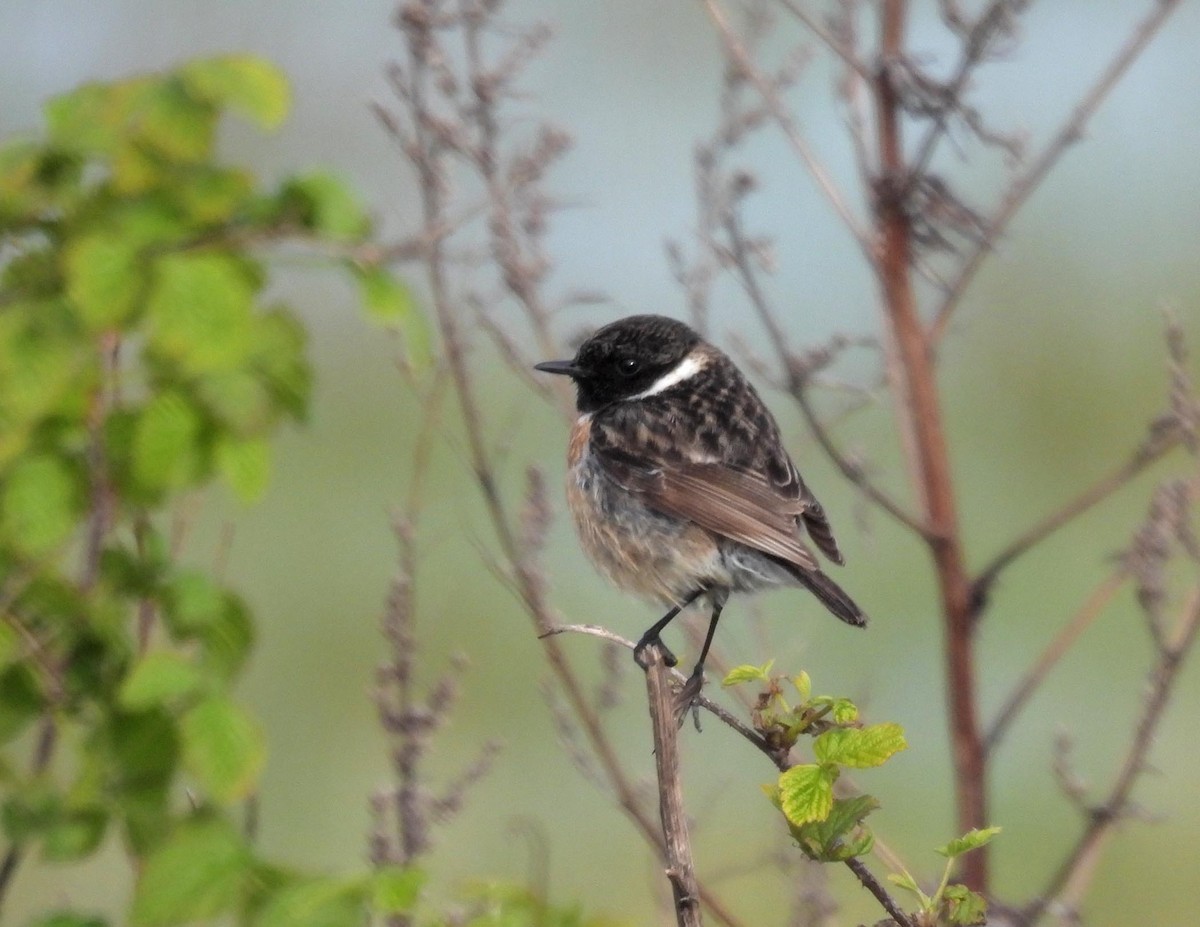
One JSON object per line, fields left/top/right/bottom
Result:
{"left": 596, "top": 446, "right": 820, "bottom": 573}
{"left": 591, "top": 348, "right": 847, "bottom": 568}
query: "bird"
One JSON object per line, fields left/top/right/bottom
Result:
{"left": 534, "top": 314, "right": 866, "bottom": 715}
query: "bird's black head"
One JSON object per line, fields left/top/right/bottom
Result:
{"left": 535, "top": 314, "right": 702, "bottom": 413}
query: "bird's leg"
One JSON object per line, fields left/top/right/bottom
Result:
{"left": 634, "top": 589, "right": 704, "bottom": 669}
{"left": 674, "top": 597, "right": 725, "bottom": 725}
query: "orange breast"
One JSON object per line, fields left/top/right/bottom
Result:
{"left": 567, "top": 414, "right": 591, "bottom": 467}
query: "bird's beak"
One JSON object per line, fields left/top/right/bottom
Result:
{"left": 534, "top": 359, "right": 584, "bottom": 378}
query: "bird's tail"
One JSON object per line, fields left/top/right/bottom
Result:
{"left": 793, "top": 567, "right": 867, "bottom": 628}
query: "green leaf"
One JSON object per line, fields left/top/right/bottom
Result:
{"left": 777, "top": 763, "right": 836, "bottom": 827}
{"left": 280, "top": 173, "right": 366, "bottom": 240}
{"left": 162, "top": 571, "right": 225, "bottom": 635}
{"left": 108, "top": 709, "right": 180, "bottom": 791}
{"left": 46, "top": 81, "right": 130, "bottom": 155}
{"left": 943, "top": 884, "right": 989, "bottom": 926}
{"left": 250, "top": 309, "right": 311, "bottom": 420}
{"left": 131, "top": 816, "right": 250, "bottom": 927}
{"left": 371, "top": 867, "right": 424, "bottom": 915}
{"left": 134, "top": 78, "right": 215, "bottom": 164}
{"left": 813, "top": 723, "right": 907, "bottom": 769}
{"left": 936, "top": 826, "right": 1002, "bottom": 860}
{"left": 791, "top": 670, "right": 811, "bottom": 700}
{"left": 162, "top": 580, "right": 255, "bottom": 680}
{"left": 64, "top": 235, "right": 143, "bottom": 329}
{"left": 829, "top": 697, "right": 858, "bottom": 724}
{"left": 119, "top": 652, "right": 206, "bottom": 710}
{"left": 147, "top": 254, "right": 256, "bottom": 374}
{"left": 181, "top": 55, "right": 290, "bottom": 130}
{"left": 42, "top": 804, "right": 108, "bottom": 861}
{"left": 215, "top": 435, "right": 271, "bottom": 503}
{"left": 887, "top": 871, "right": 927, "bottom": 902}
{"left": 722, "top": 661, "right": 772, "bottom": 687}
{"left": 132, "top": 390, "right": 205, "bottom": 495}
{"left": 790, "top": 794, "right": 879, "bottom": 861}
{"left": 0, "top": 664, "right": 45, "bottom": 744}
{"left": 176, "top": 166, "right": 254, "bottom": 224}
{"left": 1, "top": 781, "right": 60, "bottom": 842}
{"left": 356, "top": 265, "right": 413, "bottom": 323}
{"left": 198, "top": 596, "right": 254, "bottom": 679}
{"left": 2, "top": 453, "right": 81, "bottom": 556}
{"left": 181, "top": 696, "right": 265, "bottom": 802}
{"left": 354, "top": 266, "right": 431, "bottom": 370}
{"left": 254, "top": 876, "right": 369, "bottom": 927}
{"left": 197, "top": 370, "right": 274, "bottom": 434}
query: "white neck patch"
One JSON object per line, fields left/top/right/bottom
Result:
{"left": 630, "top": 352, "right": 705, "bottom": 400}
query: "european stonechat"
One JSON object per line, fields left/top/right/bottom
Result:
{"left": 535, "top": 314, "right": 866, "bottom": 712}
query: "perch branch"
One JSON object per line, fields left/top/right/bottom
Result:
{"left": 643, "top": 643, "right": 704, "bottom": 927}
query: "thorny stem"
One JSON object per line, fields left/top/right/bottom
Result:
{"left": 874, "top": 0, "right": 987, "bottom": 891}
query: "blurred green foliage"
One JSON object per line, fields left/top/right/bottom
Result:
{"left": 0, "top": 55, "right": 514, "bottom": 927}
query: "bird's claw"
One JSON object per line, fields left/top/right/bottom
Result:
{"left": 672, "top": 668, "right": 705, "bottom": 729}
{"left": 634, "top": 634, "right": 678, "bottom": 668}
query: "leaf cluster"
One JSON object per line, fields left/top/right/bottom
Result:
{"left": 725, "top": 663, "right": 905, "bottom": 863}
{"left": 0, "top": 56, "right": 424, "bottom": 927}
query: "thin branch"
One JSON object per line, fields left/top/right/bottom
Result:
{"left": 702, "top": 0, "right": 873, "bottom": 258}
{"left": 905, "top": 0, "right": 1030, "bottom": 186}
{"left": 973, "top": 428, "right": 1181, "bottom": 604}
{"left": 721, "top": 212, "right": 930, "bottom": 538}
{"left": 1019, "top": 585, "right": 1200, "bottom": 925}
{"left": 984, "top": 568, "right": 1128, "bottom": 754}
{"left": 775, "top": 0, "right": 873, "bottom": 82}
{"left": 929, "top": 0, "right": 1187, "bottom": 347}
{"left": 845, "top": 857, "right": 914, "bottom": 927}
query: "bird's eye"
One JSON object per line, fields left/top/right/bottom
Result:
{"left": 617, "top": 357, "right": 641, "bottom": 377}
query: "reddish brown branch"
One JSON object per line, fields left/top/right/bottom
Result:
{"left": 873, "top": 0, "right": 988, "bottom": 892}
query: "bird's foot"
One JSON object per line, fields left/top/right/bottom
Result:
{"left": 672, "top": 666, "right": 705, "bottom": 729}
{"left": 634, "top": 633, "right": 677, "bottom": 668}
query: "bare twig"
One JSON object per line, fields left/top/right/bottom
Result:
{"left": 775, "top": 0, "right": 872, "bottom": 82}
{"left": 973, "top": 429, "right": 1182, "bottom": 605}
{"left": 702, "top": 0, "right": 873, "bottom": 257}
{"left": 984, "top": 569, "right": 1128, "bottom": 753}
{"left": 720, "top": 209, "right": 930, "bottom": 538}
{"left": 929, "top": 0, "right": 1187, "bottom": 347}
{"left": 1018, "top": 585, "right": 1200, "bottom": 925}
{"left": 643, "top": 644, "right": 704, "bottom": 927}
